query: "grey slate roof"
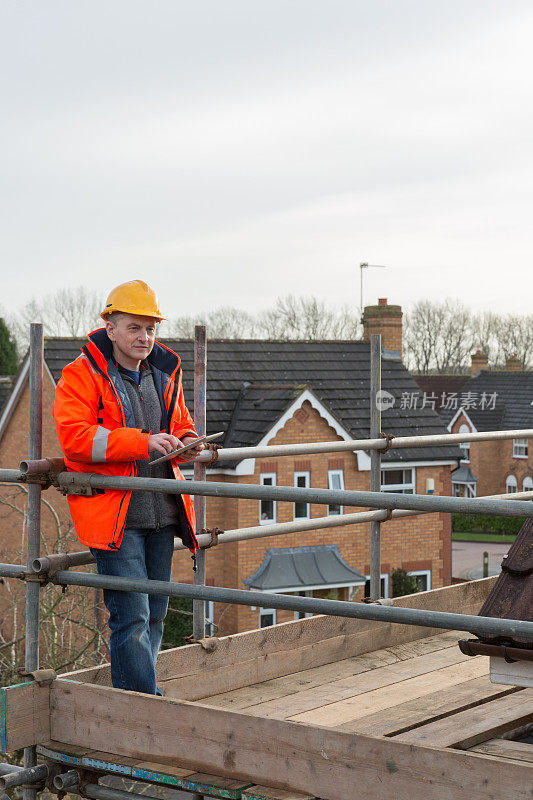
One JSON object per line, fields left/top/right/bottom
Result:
{"left": 438, "top": 371, "right": 533, "bottom": 432}
{"left": 244, "top": 545, "right": 366, "bottom": 591}
{"left": 452, "top": 464, "right": 478, "bottom": 484}
{"left": 43, "top": 336, "right": 461, "bottom": 464}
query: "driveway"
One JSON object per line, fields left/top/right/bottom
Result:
{"left": 452, "top": 539, "right": 510, "bottom": 580}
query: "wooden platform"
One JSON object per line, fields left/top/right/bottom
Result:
{"left": 3, "top": 578, "right": 533, "bottom": 800}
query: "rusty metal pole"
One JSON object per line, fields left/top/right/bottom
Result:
{"left": 369, "top": 334, "right": 382, "bottom": 601}
{"left": 192, "top": 325, "right": 207, "bottom": 640}
{"left": 23, "top": 324, "right": 43, "bottom": 800}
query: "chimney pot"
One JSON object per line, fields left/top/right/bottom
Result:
{"left": 471, "top": 350, "right": 488, "bottom": 376}
{"left": 362, "top": 299, "right": 402, "bottom": 358}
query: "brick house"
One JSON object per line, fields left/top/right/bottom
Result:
{"left": 0, "top": 302, "right": 460, "bottom": 636}
{"left": 414, "top": 354, "right": 533, "bottom": 499}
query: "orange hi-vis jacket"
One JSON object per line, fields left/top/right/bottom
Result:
{"left": 53, "top": 328, "right": 198, "bottom": 552}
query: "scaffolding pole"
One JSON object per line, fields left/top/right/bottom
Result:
{"left": 45, "top": 568, "right": 533, "bottom": 641}
{"left": 369, "top": 334, "right": 381, "bottom": 601}
{"left": 23, "top": 324, "right": 43, "bottom": 800}
{"left": 26, "top": 488, "right": 530, "bottom": 573}
{"left": 16, "top": 472, "right": 532, "bottom": 517}
{"left": 192, "top": 325, "right": 207, "bottom": 640}
{"left": 194, "top": 428, "right": 533, "bottom": 462}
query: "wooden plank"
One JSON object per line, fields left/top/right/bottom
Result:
{"left": 48, "top": 678, "right": 533, "bottom": 800}
{"left": 470, "top": 739, "right": 533, "bottom": 764}
{"left": 338, "top": 676, "right": 519, "bottom": 736}
{"left": 200, "top": 632, "right": 459, "bottom": 711}
{"left": 394, "top": 689, "right": 533, "bottom": 749}
{"left": 242, "top": 786, "right": 316, "bottom": 800}
{"left": 66, "top": 578, "right": 496, "bottom": 694}
{"left": 289, "top": 658, "right": 488, "bottom": 727}
{"left": 243, "top": 646, "right": 473, "bottom": 720}
{"left": 0, "top": 681, "right": 50, "bottom": 752}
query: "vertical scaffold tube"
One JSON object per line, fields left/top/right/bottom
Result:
{"left": 192, "top": 325, "right": 207, "bottom": 640}
{"left": 23, "top": 324, "right": 43, "bottom": 800}
{"left": 369, "top": 334, "right": 382, "bottom": 601}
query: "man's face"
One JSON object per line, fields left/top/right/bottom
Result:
{"left": 106, "top": 314, "right": 157, "bottom": 369}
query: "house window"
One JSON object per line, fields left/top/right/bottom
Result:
{"left": 260, "top": 473, "right": 276, "bottom": 523}
{"left": 381, "top": 468, "right": 415, "bottom": 494}
{"left": 259, "top": 607, "right": 276, "bottom": 627}
{"left": 513, "top": 439, "right": 528, "bottom": 458}
{"left": 294, "top": 471, "right": 310, "bottom": 519}
{"left": 506, "top": 475, "right": 518, "bottom": 494}
{"left": 459, "top": 424, "right": 470, "bottom": 462}
{"left": 523, "top": 476, "right": 533, "bottom": 492}
{"left": 364, "top": 574, "right": 390, "bottom": 599}
{"left": 452, "top": 481, "right": 476, "bottom": 498}
{"left": 407, "top": 570, "right": 431, "bottom": 592}
{"left": 294, "top": 590, "right": 314, "bottom": 620}
{"left": 328, "top": 469, "right": 344, "bottom": 515}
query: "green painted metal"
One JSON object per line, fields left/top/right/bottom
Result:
{"left": 39, "top": 745, "right": 252, "bottom": 798}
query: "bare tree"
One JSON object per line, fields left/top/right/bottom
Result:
{"left": 165, "top": 307, "right": 256, "bottom": 339}
{"left": 9, "top": 286, "right": 101, "bottom": 354}
{"left": 471, "top": 311, "right": 500, "bottom": 366}
{"left": 492, "top": 314, "right": 533, "bottom": 369}
{"left": 404, "top": 299, "right": 475, "bottom": 374}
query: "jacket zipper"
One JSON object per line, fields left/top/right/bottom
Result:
{"left": 83, "top": 345, "right": 131, "bottom": 548}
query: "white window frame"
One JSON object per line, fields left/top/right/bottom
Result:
{"left": 381, "top": 467, "right": 415, "bottom": 494}
{"left": 259, "top": 607, "right": 277, "bottom": 627}
{"left": 407, "top": 569, "right": 431, "bottom": 592}
{"left": 458, "top": 424, "right": 471, "bottom": 463}
{"left": 523, "top": 476, "right": 533, "bottom": 492}
{"left": 452, "top": 481, "right": 476, "bottom": 498}
{"left": 293, "top": 471, "right": 310, "bottom": 520}
{"left": 506, "top": 474, "right": 518, "bottom": 494}
{"left": 364, "top": 573, "right": 390, "bottom": 599}
{"left": 205, "top": 600, "right": 215, "bottom": 637}
{"left": 513, "top": 438, "right": 528, "bottom": 459}
{"left": 327, "top": 469, "right": 344, "bottom": 515}
{"left": 260, "top": 472, "right": 277, "bottom": 524}
{"left": 294, "top": 590, "right": 314, "bottom": 620}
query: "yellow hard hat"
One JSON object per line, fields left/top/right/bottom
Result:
{"left": 101, "top": 280, "right": 165, "bottom": 322}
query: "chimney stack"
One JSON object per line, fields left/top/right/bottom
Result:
{"left": 505, "top": 355, "right": 522, "bottom": 372}
{"left": 363, "top": 299, "right": 402, "bottom": 359}
{"left": 471, "top": 350, "right": 488, "bottom": 376}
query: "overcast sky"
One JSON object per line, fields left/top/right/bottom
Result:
{"left": 1, "top": 0, "right": 532, "bottom": 322}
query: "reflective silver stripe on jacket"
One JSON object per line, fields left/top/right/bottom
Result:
{"left": 92, "top": 426, "right": 110, "bottom": 462}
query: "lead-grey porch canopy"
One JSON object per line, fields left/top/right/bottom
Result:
{"left": 244, "top": 545, "right": 366, "bottom": 592}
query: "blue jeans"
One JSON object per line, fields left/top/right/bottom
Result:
{"left": 90, "top": 526, "right": 175, "bottom": 695}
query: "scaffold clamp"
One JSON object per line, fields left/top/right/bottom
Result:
{"left": 200, "top": 527, "right": 223, "bottom": 549}
{"left": 379, "top": 432, "right": 395, "bottom": 452}
{"left": 16, "top": 667, "right": 57, "bottom": 685}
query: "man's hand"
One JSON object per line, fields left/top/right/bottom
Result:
{"left": 179, "top": 435, "right": 205, "bottom": 461}
{"left": 147, "top": 433, "right": 180, "bottom": 456}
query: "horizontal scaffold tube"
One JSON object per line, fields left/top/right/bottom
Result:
{"left": 0, "top": 764, "right": 49, "bottom": 791}
{"left": 78, "top": 784, "right": 162, "bottom": 800}
{"left": 52, "top": 569, "right": 533, "bottom": 641}
{"left": 0, "top": 562, "right": 26, "bottom": 578}
{"left": 26, "top": 488, "right": 533, "bottom": 571}
{"left": 53, "top": 473, "right": 533, "bottom": 517}
{"left": 195, "top": 428, "right": 533, "bottom": 462}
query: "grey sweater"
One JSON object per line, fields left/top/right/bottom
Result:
{"left": 120, "top": 365, "right": 182, "bottom": 530}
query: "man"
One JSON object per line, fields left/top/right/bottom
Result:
{"left": 53, "top": 279, "right": 203, "bottom": 695}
